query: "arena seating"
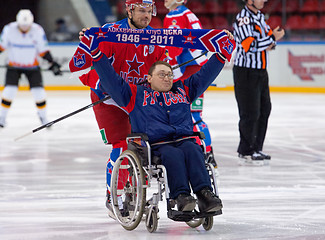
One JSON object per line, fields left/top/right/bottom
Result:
{"left": 150, "top": 0, "right": 325, "bottom": 41}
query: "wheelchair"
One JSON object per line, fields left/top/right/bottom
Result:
{"left": 109, "top": 132, "right": 221, "bottom": 233}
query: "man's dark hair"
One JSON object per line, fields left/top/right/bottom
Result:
{"left": 148, "top": 61, "right": 172, "bottom": 76}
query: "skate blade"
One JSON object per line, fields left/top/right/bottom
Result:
{"left": 238, "top": 159, "right": 265, "bottom": 166}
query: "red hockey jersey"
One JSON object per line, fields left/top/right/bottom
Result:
{"left": 79, "top": 18, "right": 168, "bottom": 90}
{"left": 163, "top": 5, "right": 208, "bottom": 79}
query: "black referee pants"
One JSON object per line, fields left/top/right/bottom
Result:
{"left": 233, "top": 66, "right": 271, "bottom": 155}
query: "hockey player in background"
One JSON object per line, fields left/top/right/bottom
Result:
{"left": 163, "top": 0, "right": 217, "bottom": 169}
{"left": 0, "top": 9, "right": 62, "bottom": 128}
{"left": 74, "top": 0, "right": 169, "bottom": 216}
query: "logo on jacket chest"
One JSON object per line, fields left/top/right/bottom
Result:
{"left": 142, "top": 88, "right": 189, "bottom": 107}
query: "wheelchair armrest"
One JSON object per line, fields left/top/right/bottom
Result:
{"left": 192, "top": 131, "right": 206, "bottom": 140}
{"left": 127, "top": 133, "right": 149, "bottom": 141}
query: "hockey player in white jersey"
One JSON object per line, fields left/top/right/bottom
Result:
{"left": 0, "top": 9, "right": 62, "bottom": 128}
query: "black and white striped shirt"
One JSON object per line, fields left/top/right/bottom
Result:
{"left": 233, "top": 6, "right": 275, "bottom": 69}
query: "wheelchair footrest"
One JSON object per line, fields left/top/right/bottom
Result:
{"left": 193, "top": 209, "right": 222, "bottom": 219}
{"left": 167, "top": 209, "right": 222, "bottom": 222}
{"left": 167, "top": 210, "right": 195, "bottom": 222}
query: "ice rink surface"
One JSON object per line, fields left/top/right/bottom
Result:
{"left": 0, "top": 90, "right": 325, "bottom": 240}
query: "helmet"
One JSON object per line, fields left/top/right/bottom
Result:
{"left": 126, "top": 0, "right": 156, "bottom": 16}
{"left": 126, "top": 0, "right": 154, "bottom": 4}
{"left": 16, "top": 9, "right": 34, "bottom": 32}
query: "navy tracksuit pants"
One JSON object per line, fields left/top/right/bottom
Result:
{"left": 152, "top": 139, "right": 211, "bottom": 199}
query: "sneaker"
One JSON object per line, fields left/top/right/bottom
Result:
{"left": 196, "top": 187, "right": 222, "bottom": 213}
{"left": 258, "top": 151, "right": 271, "bottom": 160}
{"left": 238, "top": 153, "right": 264, "bottom": 166}
{"left": 175, "top": 194, "right": 196, "bottom": 212}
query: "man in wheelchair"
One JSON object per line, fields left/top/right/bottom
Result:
{"left": 88, "top": 30, "right": 234, "bottom": 216}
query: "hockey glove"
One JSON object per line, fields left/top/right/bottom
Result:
{"left": 49, "top": 61, "right": 62, "bottom": 76}
{"left": 69, "top": 27, "right": 103, "bottom": 73}
{"left": 80, "top": 28, "right": 102, "bottom": 54}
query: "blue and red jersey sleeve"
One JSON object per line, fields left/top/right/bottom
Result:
{"left": 182, "top": 54, "right": 225, "bottom": 102}
{"left": 92, "top": 53, "right": 137, "bottom": 113}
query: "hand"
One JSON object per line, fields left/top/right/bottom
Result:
{"left": 266, "top": 43, "right": 276, "bottom": 51}
{"left": 49, "top": 61, "right": 62, "bottom": 76}
{"left": 80, "top": 28, "right": 102, "bottom": 54}
{"left": 222, "top": 29, "right": 234, "bottom": 40}
{"left": 272, "top": 26, "right": 285, "bottom": 41}
{"left": 79, "top": 28, "right": 89, "bottom": 41}
{"left": 217, "top": 29, "right": 236, "bottom": 62}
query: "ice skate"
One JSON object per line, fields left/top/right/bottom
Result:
{"left": 258, "top": 151, "right": 271, "bottom": 165}
{"left": 238, "top": 152, "right": 264, "bottom": 166}
{"left": 206, "top": 150, "right": 219, "bottom": 177}
{"left": 105, "top": 193, "right": 116, "bottom": 220}
{"left": 38, "top": 112, "right": 51, "bottom": 128}
{"left": 0, "top": 116, "right": 5, "bottom": 128}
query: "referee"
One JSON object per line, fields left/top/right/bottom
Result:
{"left": 232, "top": 0, "right": 285, "bottom": 165}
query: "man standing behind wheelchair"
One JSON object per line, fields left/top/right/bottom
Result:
{"left": 86, "top": 30, "right": 234, "bottom": 213}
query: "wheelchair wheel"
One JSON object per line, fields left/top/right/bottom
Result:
{"left": 202, "top": 216, "right": 213, "bottom": 231}
{"left": 146, "top": 209, "right": 158, "bottom": 233}
{"left": 186, "top": 218, "right": 204, "bottom": 228}
{"left": 111, "top": 150, "right": 146, "bottom": 231}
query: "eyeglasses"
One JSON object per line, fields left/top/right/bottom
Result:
{"left": 155, "top": 72, "right": 174, "bottom": 79}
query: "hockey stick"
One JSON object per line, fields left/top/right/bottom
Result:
{"left": 0, "top": 65, "right": 70, "bottom": 73}
{"left": 172, "top": 50, "right": 208, "bottom": 70}
{"left": 14, "top": 95, "right": 111, "bottom": 141}
{"left": 14, "top": 50, "right": 209, "bottom": 141}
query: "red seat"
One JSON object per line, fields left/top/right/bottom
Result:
{"left": 149, "top": 16, "right": 163, "bottom": 28}
{"left": 211, "top": 16, "right": 230, "bottom": 30}
{"left": 266, "top": 15, "right": 282, "bottom": 29}
{"left": 116, "top": 1, "right": 125, "bottom": 15}
{"left": 155, "top": 0, "right": 169, "bottom": 15}
{"left": 320, "top": 0, "right": 325, "bottom": 13}
{"left": 199, "top": 16, "right": 213, "bottom": 29}
{"left": 301, "top": 0, "right": 319, "bottom": 13}
{"left": 204, "top": 0, "right": 224, "bottom": 14}
{"left": 187, "top": 0, "right": 205, "bottom": 15}
{"left": 319, "top": 15, "right": 325, "bottom": 28}
{"left": 302, "top": 14, "right": 319, "bottom": 30}
{"left": 286, "top": 0, "right": 300, "bottom": 13}
{"left": 285, "top": 15, "right": 303, "bottom": 30}
{"left": 263, "top": 0, "right": 281, "bottom": 14}
{"left": 222, "top": 0, "right": 240, "bottom": 14}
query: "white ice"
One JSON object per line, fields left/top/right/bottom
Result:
{"left": 0, "top": 90, "right": 325, "bottom": 240}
